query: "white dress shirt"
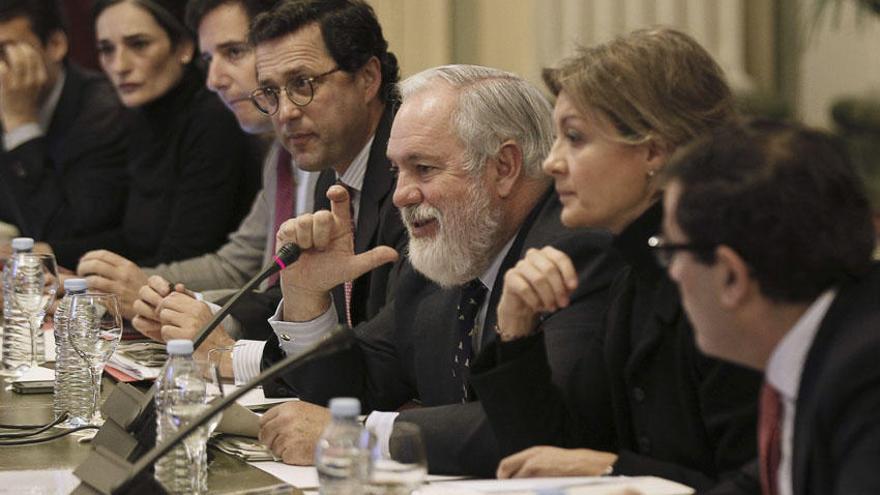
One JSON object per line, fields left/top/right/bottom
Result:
{"left": 765, "top": 289, "right": 837, "bottom": 495}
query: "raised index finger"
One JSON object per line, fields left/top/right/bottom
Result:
{"left": 327, "top": 184, "right": 353, "bottom": 228}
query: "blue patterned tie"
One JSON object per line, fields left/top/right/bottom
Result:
{"left": 453, "top": 279, "right": 487, "bottom": 403}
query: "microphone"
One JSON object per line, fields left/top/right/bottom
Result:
{"left": 73, "top": 324, "right": 356, "bottom": 495}
{"left": 92, "top": 243, "right": 302, "bottom": 461}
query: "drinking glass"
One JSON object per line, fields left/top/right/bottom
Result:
{"left": 67, "top": 293, "right": 123, "bottom": 425}
{"left": 366, "top": 421, "right": 428, "bottom": 495}
{"left": 8, "top": 253, "right": 58, "bottom": 373}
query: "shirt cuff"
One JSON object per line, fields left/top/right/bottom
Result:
{"left": 232, "top": 340, "right": 266, "bottom": 384}
{"left": 267, "top": 299, "right": 338, "bottom": 358}
{"left": 365, "top": 411, "right": 400, "bottom": 459}
{"left": 204, "top": 299, "right": 243, "bottom": 340}
{"left": 3, "top": 123, "right": 42, "bottom": 151}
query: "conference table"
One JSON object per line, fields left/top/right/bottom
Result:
{"left": 0, "top": 372, "right": 301, "bottom": 494}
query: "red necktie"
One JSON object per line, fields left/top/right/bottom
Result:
{"left": 337, "top": 180, "right": 355, "bottom": 329}
{"left": 268, "top": 148, "right": 294, "bottom": 287}
{"left": 759, "top": 382, "right": 782, "bottom": 495}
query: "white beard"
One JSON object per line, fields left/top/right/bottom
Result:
{"left": 402, "top": 180, "right": 502, "bottom": 288}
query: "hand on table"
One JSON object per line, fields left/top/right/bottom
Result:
{"left": 131, "top": 275, "right": 234, "bottom": 373}
{"left": 259, "top": 400, "right": 331, "bottom": 465}
{"left": 77, "top": 250, "right": 148, "bottom": 320}
{"left": 495, "top": 246, "right": 578, "bottom": 342}
{"left": 496, "top": 446, "right": 618, "bottom": 479}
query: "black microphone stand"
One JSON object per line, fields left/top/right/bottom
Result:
{"left": 92, "top": 244, "right": 301, "bottom": 460}
{"left": 73, "top": 324, "right": 354, "bottom": 495}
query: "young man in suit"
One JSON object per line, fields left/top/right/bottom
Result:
{"left": 660, "top": 119, "right": 880, "bottom": 495}
{"left": 256, "top": 64, "right": 622, "bottom": 476}
{"left": 0, "top": 0, "right": 128, "bottom": 251}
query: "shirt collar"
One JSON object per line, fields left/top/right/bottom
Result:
{"left": 478, "top": 235, "right": 517, "bottom": 294}
{"left": 335, "top": 135, "right": 374, "bottom": 192}
{"left": 39, "top": 68, "right": 66, "bottom": 132}
{"left": 766, "top": 289, "right": 837, "bottom": 400}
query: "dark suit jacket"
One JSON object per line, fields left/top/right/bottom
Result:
{"left": 235, "top": 106, "right": 405, "bottom": 340}
{"left": 787, "top": 263, "right": 880, "bottom": 495}
{"left": 471, "top": 204, "right": 762, "bottom": 491}
{"left": 263, "top": 191, "right": 623, "bottom": 477}
{"left": 0, "top": 63, "right": 128, "bottom": 247}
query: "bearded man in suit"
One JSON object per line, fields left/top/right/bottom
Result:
{"left": 257, "top": 64, "right": 622, "bottom": 476}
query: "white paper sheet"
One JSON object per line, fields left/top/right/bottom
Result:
{"left": 13, "top": 365, "right": 55, "bottom": 382}
{"left": 0, "top": 470, "right": 79, "bottom": 494}
{"left": 421, "top": 476, "right": 694, "bottom": 495}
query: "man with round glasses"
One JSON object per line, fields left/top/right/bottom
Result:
{"left": 131, "top": 0, "right": 406, "bottom": 382}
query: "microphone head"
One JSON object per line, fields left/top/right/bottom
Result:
{"left": 276, "top": 243, "right": 301, "bottom": 266}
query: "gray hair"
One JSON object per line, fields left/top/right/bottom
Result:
{"left": 399, "top": 64, "right": 553, "bottom": 179}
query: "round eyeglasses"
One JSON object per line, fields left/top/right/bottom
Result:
{"left": 250, "top": 67, "right": 340, "bottom": 115}
{"left": 647, "top": 235, "right": 717, "bottom": 268}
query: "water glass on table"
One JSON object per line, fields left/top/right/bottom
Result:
{"left": 67, "top": 293, "right": 123, "bottom": 425}
{"left": 366, "top": 421, "right": 428, "bottom": 495}
{"left": 2, "top": 253, "right": 58, "bottom": 375}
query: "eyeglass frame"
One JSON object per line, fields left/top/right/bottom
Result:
{"left": 250, "top": 67, "right": 341, "bottom": 115}
{"left": 647, "top": 235, "right": 717, "bottom": 268}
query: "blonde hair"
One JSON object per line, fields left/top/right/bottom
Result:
{"left": 543, "top": 28, "right": 736, "bottom": 148}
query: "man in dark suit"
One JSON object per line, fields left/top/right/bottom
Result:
{"left": 0, "top": 0, "right": 127, "bottom": 249}
{"left": 660, "top": 119, "right": 880, "bottom": 495}
{"left": 257, "top": 64, "right": 622, "bottom": 476}
{"left": 130, "top": 0, "right": 406, "bottom": 368}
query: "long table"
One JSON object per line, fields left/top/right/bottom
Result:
{"left": 0, "top": 373, "right": 301, "bottom": 494}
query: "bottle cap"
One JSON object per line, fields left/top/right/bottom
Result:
{"left": 64, "top": 278, "right": 88, "bottom": 292}
{"left": 11, "top": 237, "right": 34, "bottom": 251}
{"left": 328, "top": 397, "right": 361, "bottom": 418}
{"left": 166, "top": 339, "right": 194, "bottom": 355}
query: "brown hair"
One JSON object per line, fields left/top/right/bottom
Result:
{"left": 543, "top": 27, "right": 736, "bottom": 148}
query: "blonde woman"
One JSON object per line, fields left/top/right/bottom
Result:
{"left": 471, "top": 28, "right": 762, "bottom": 491}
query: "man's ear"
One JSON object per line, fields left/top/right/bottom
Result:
{"left": 714, "top": 245, "right": 752, "bottom": 309}
{"left": 357, "top": 56, "right": 382, "bottom": 104}
{"left": 44, "top": 29, "right": 68, "bottom": 64}
{"left": 491, "top": 140, "right": 524, "bottom": 198}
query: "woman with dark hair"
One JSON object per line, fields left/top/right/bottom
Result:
{"left": 471, "top": 28, "right": 763, "bottom": 491}
{"left": 51, "top": 0, "right": 260, "bottom": 268}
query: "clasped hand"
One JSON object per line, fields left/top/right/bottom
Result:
{"left": 495, "top": 246, "right": 579, "bottom": 341}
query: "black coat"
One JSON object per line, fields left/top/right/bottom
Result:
{"left": 0, "top": 64, "right": 128, "bottom": 256}
{"left": 50, "top": 67, "right": 261, "bottom": 267}
{"left": 264, "top": 191, "right": 623, "bottom": 477}
{"left": 471, "top": 203, "right": 763, "bottom": 491}
{"left": 790, "top": 263, "right": 880, "bottom": 495}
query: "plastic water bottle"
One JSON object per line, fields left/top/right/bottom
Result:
{"left": 154, "top": 339, "right": 209, "bottom": 494}
{"left": 53, "top": 279, "right": 93, "bottom": 426}
{"left": 315, "top": 397, "right": 373, "bottom": 495}
{"left": 1, "top": 237, "right": 38, "bottom": 374}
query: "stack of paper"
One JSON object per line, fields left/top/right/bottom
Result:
{"left": 106, "top": 341, "right": 167, "bottom": 381}
{"left": 211, "top": 434, "right": 278, "bottom": 462}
